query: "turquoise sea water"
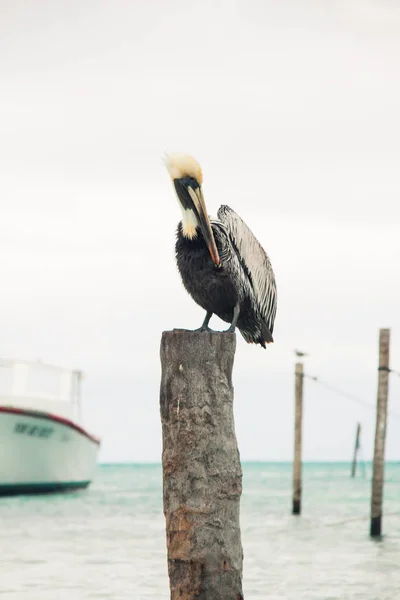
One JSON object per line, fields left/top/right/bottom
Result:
{"left": 1, "top": 462, "right": 400, "bottom": 599}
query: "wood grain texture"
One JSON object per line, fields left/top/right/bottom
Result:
{"left": 160, "top": 330, "right": 243, "bottom": 599}
{"left": 370, "top": 328, "right": 390, "bottom": 537}
{"left": 351, "top": 423, "right": 361, "bottom": 478}
{"left": 293, "top": 362, "right": 303, "bottom": 515}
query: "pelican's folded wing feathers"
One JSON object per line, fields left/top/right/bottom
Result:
{"left": 217, "top": 204, "right": 277, "bottom": 336}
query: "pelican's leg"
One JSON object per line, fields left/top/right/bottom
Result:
{"left": 194, "top": 311, "right": 213, "bottom": 332}
{"left": 225, "top": 303, "right": 240, "bottom": 333}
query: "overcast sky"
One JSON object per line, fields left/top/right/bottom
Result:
{"left": 1, "top": 0, "right": 400, "bottom": 463}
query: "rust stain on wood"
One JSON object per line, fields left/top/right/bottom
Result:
{"left": 223, "top": 559, "right": 233, "bottom": 571}
{"left": 167, "top": 507, "right": 192, "bottom": 560}
{"left": 168, "top": 530, "right": 190, "bottom": 560}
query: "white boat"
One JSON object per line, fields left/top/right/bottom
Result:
{"left": 0, "top": 358, "right": 100, "bottom": 495}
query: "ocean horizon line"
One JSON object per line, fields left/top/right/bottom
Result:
{"left": 97, "top": 459, "right": 400, "bottom": 467}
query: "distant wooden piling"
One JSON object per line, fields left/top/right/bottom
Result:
{"left": 370, "top": 328, "right": 391, "bottom": 537}
{"left": 160, "top": 330, "right": 243, "bottom": 599}
{"left": 351, "top": 422, "right": 361, "bottom": 478}
{"left": 292, "top": 362, "right": 304, "bottom": 515}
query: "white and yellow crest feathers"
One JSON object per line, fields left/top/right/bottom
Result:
{"left": 164, "top": 153, "right": 203, "bottom": 184}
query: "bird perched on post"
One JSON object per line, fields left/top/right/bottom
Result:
{"left": 164, "top": 153, "right": 277, "bottom": 349}
{"left": 294, "top": 349, "right": 309, "bottom": 358}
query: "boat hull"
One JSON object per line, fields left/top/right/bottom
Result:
{"left": 0, "top": 407, "right": 100, "bottom": 496}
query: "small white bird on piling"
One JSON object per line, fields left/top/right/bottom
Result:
{"left": 164, "top": 153, "right": 278, "bottom": 349}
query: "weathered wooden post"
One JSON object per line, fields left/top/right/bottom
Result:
{"left": 370, "top": 328, "right": 391, "bottom": 538}
{"left": 292, "top": 362, "right": 303, "bottom": 515}
{"left": 351, "top": 422, "right": 361, "bottom": 478}
{"left": 160, "top": 330, "right": 243, "bottom": 599}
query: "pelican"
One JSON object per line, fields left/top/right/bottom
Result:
{"left": 165, "top": 153, "right": 277, "bottom": 348}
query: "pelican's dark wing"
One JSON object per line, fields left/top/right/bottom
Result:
{"left": 217, "top": 204, "right": 277, "bottom": 337}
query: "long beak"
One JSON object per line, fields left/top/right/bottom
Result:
{"left": 187, "top": 186, "right": 220, "bottom": 266}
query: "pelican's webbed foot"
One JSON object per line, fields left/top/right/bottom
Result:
{"left": 194, "top": 311, "right": 213, "bottom": 333}
{"left": 224, "top": 303, "right": 240, "bottom": 334}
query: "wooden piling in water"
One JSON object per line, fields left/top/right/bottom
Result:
{"left": 292, "top": 362, "right": 303, "bottom": 515}
{"left": 370, "top": 328, "right": 391, "bottom": 538}
{"left": 160, "top": 330, "right": 243, "bottom": 599}
{"left": 351, "top": 422, "right": 361, "bottom": 478}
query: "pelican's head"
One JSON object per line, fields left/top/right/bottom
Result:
{"left": 164, "top": 153, "right": 220, "bottom": 266}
